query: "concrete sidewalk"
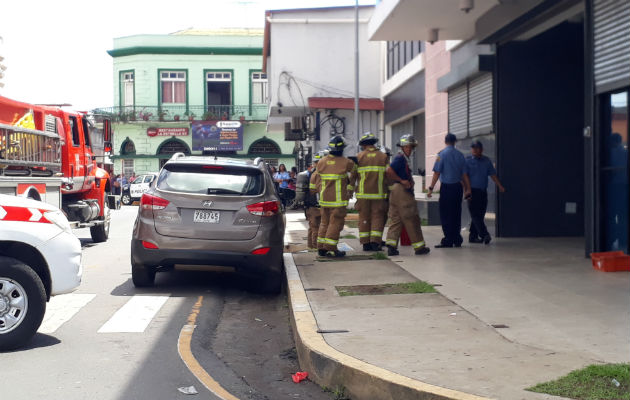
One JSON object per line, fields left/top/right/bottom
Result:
{"left": 283, "top": 212, "right": 630, "bottom": 400}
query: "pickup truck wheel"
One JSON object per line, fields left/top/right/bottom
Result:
{"left": 121, "top": 193, "right": 131, "bottom": 206}
{"left": 0, "top": 256, "right": 46, "bottom": 351}
{"left": 132, "top": 263, "right": 156, "bottom": 287}
{"left": 90, "top": 193, "right": 111, "bottom": 243}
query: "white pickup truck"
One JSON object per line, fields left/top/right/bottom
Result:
{"left": 0, "top": 194, "right": 82, "bottom": 350}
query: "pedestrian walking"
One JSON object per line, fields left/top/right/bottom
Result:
{"left": 384, "top": 134, "right": 430, "bottom": 256}
{"left": 355, "top": 132, "right": 389, "bottom": 251}
{"left": 466, "top": 139, "right": 505, "bottom": 244}
{"left": 305, "top": 151, "right": 326, "bottom": 250}
{"left": 311, "top": 136, "right": 358, "bottom": 257}
{"left": 427, "top": 133, "right": 471, "bottom": 248}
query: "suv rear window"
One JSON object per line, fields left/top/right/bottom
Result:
{"left": 157, "top": 164, "right": 263, "bottom": 195}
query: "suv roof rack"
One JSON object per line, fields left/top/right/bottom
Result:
{"left": 253, "top": 157, "right": 264, "bottom": 166}
{"left": 169, "top": 152, "right": 187, "bottom": 161}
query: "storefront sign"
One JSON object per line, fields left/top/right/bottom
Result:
{"left": 191, "top": 120, "right": 243, "bottom": 151}
{"left": 147, "top": 127, "right": 189, "bottom": 137}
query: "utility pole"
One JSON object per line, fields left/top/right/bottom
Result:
{"left": 353, "top": 0, "right": 359, "bottom": 144}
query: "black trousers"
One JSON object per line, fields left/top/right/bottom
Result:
{"left": 468, "top": 188, "right": 489, "bottom": 239}
{"left": 439, "top": 182, "right": 463, "bottom": 245}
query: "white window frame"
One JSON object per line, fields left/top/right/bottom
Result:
{"left": 122, "top": 159, "right": 134, "bottom": 178}
{"left": 160, "top": 71, "right": 186, "bottom": 104}
{"left": 122, "top": 72, "right": 134, "bottom": 107}
{"left": 251, "top": 72, "right": 268, "bottom": 105}
{"left": 206, "top": 72, "right": 232, "bottom": 82}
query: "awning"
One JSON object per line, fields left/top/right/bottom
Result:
{"left": 368, "top": 0, "right": 501, "bottom": 41}
{"left": 308, "top": 97, "right": 384, "bottom": 111}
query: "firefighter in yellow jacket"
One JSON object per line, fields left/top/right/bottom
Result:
{"left": 305, "top": 150, "right": 327, "bottom": 250}
{"left": 311, "top": 136, "right": 358, "bottom": 257}
{"left": 356, "top": 132, "right": 389, "bottom": 251}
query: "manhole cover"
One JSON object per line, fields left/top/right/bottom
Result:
{"left": 316, "top": 254, "right": 388, "bottom": 262}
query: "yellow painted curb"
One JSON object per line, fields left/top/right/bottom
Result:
{"left": 284, "top": 253, "right": 493, "bottom": 400}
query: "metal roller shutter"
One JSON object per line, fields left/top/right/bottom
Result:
{"left": 448, "top": 84, "right": 468, "bottom": 138}
{"left": 468, "top": 73, "right": 493, "bottom": 136}
{"left": 593, "top": 0, "right": 630, "bottom": 93}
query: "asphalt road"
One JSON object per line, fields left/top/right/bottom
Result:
{"left": 0, "top": 206, "right": 332, "bottom": 400}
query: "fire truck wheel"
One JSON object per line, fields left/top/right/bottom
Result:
{"left": 0, "top": 257, "right": 47, "bottom": 351}
{"left": 131, "top": 262, "right": 156, "bottom": 287}
{"left": 90, "top": 193, "right": 111, "bottom": 243}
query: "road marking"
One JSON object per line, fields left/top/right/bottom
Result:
{"left": 38, "top": 293, "right": 96, "bottom": 334}
{"left": 178, "top": 296, "right": 240, "bottom": 400}
{"left": 98, "top": 295, "right": 168, "bottom": 333}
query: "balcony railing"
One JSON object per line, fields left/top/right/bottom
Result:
{"left": 91, "top": 105, "right": 268, "bottom": 123}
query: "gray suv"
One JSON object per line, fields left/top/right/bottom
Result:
{"left": 130, "top": 154, "right": 286, "bottom": 293}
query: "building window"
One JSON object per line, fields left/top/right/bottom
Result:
{"left": 387, "top": 41, "right": 422, "bottom": 79}
{"left": 121, "top": 139, "right": 136, "bottom": 155}
{"left": 121, "top": 71, "right": 134, "bottom": 107}
{"left": 161, "top": 71, "right": 186, "bottom": 104}
{"left": 122, "top": 159, "right": 134, "bottom": 177}
{"left": 248, "top": 138, "right": 280, "bottom": 154}
{"left": 251, "top": 72, "right": 268, "bottom": 105}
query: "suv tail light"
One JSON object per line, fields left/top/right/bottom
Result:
{"left": 246, "top": 201, "right": 280, "bottom": 217}
{"left": 141, "top": 193, "right": 169, "bottom": 210}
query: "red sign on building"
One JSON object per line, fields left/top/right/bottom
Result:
{"left": 147, "top": 127, "right": 189, "bottom": 137}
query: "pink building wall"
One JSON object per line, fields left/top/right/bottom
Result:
{"left": 424, "top": 42, "right": 451, "bottom": 185}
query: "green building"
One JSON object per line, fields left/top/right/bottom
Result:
{"left": 105, "top": 29, "right": 295, "bottom": 177}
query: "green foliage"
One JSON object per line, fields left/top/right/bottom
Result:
{"left": 527, "top": 363, "right": 630, "bottom": 400}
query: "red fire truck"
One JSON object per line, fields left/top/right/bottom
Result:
{"left": 0, "top": 95, "right": 112, "bottom": 242}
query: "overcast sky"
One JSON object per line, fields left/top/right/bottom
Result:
{"left": 0, "top": 0, "right": 374, "bottom": 111}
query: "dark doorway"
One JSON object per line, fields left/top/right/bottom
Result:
{"left": 207, "top": 82, "right": 231, "bottom": 117}
{"left": 497, "top": 20, "right": 585, "bottom": 237}
{"left": 600, "top": 90, "right": 629, "bottom": 252}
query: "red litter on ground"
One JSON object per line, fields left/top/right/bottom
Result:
{"left": 590, "top": 251, "right": 630, "bottom": 272}
{"left": 292, "top": 371, "right": 309, "bottom": 383}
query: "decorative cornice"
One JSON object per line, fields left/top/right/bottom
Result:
{"left": 107, "top": 46, "right": 263, "bottom": 58}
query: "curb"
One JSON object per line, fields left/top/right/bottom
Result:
{"left": 283, "top": 253, "right": 493, "bottom": 400}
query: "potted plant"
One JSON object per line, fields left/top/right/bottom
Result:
{"left": 173, "top": 114, "right": 180, "bottom": 121}
{"left": 129, "top": 110, "right": 137, "bottom": 121}
{"left": 158, "top": 110, "right": 168, "bottom": 121}
{"left": 221, "top": 112, "right": 229, "bottom": 121}
{"left": 184, "top": 111, "right": 196, "bottom": 121}
{"left": 202, "top": 111, "right": 215, "bottom": 121}
{"left": 139, "top": 110, "right": 152, "bottom": 121}
{"left": 239, "top": 115, "right": 246, "bottom": 122}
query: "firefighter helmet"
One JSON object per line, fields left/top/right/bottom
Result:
{"left": 359, "top": 132, "right": 378, "bottom": 146}
{"left": 328, "top": 136, "right": 346, "bottom": 155}
{"left": 397, "top": 134, "right": 418, "bottom": 148}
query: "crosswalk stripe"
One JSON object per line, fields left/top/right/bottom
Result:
{"left": 98, "top": 295, "right": 169, "bottom": 333}
{"left": 38, "top": 293, "right": 96, "bottom": 334}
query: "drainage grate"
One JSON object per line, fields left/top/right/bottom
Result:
{"left": 316, "top": 254, "right": 387, "bottom": 262}
{"left": 491, "top": 324, "right": 509, "bottom": 329}
{"left": 304, "top": 288, "right": 325, "bottom": 291}
{"left": 317, "top": 329, "right": 349, "bottom": 334}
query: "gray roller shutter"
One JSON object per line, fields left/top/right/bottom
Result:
{"left": 448, "top": 84, "right": 468, "bottom": 138}
{"left": 468, "top": 73, "right": 493, "bottom": 136}
{"left": 593, "top": 0, "right": 630, "bottom": 93}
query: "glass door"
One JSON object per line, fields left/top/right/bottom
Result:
{"left": 601, "top": 90, "right": 629, "bottom": 252}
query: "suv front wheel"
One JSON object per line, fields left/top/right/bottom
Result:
{"left": 0, "top": 256, "right": 47, "bottom": 351}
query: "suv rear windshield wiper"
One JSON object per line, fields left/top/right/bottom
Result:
{"left": 206, "top": 188, "right": 243, "bottom": 195}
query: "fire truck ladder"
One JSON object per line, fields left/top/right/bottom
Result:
{"left": 0, "top": 122, "right": 62, "bottom": 176}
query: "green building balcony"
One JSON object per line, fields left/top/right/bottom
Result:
{"left": 92, "top": 104, "right": 268, "bottom": 123}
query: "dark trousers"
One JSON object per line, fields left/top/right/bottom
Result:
{"left": 468, "top": 188, "right": 489, "bottom": 239}
{"left": 439, "top": 182, "right": 463, "bottom": 245}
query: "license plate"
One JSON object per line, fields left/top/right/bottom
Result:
{"left": 193, "top": 210, "right": 220, "bottom": 223}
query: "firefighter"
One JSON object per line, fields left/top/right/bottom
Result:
{"left": 304, "top": 150, "right": 326, "bottom": 250}
{"left": 312, "top": 136, "right": 358, "bottom": 257}
{"left": 384, "top": 134, "right": 430, "bottom": 256}
{"left": 355, "top": 132, "right": 389, "bottom": 251}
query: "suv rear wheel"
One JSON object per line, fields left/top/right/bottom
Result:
{"left": 131, "top": 262, "right": 156, "bottom": 287}
{"left": 0, "top": 256, "right": 46, "bottom": 351}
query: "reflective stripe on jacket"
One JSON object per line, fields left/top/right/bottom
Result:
{"left": 356, "top": 147, "right": 389, "bottom": 200}
{"left": 312, "top": 155, "right": 357, "bottom": 207}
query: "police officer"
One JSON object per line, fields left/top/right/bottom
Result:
{"left": 384, "top": 134, "right": 430, "bottom": 256}
{"left": 356, "top": 132, "right": 389, "bottom": 251}
{"left": 304, "top": 151, "right": 326, "bottom": 250}
{"left": 427, "top": 133, "right": 471, "bottom": 248}
{"left": 312, "top": 136, "right": 358, "bottom": 257}
{"left": 466, "top": 139, "right": 505, "bottom": 244}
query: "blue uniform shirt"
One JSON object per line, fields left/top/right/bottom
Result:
{"left": 390, "top": 153, "right": 411, "bottom": 181}
{"left": 433, "top": 145, "right": 467, "bottom": 184}
{"left": 466, "top": 155, "right": 497, "bottom": 189}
